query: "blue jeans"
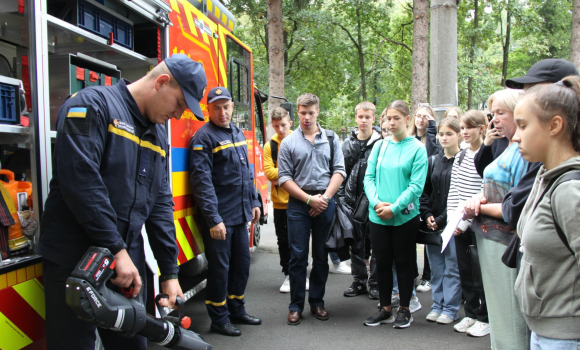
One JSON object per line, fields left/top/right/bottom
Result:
{"left": 392, "top": 263, "right": 416, "bottom": 297}
{"left": 426, "top": 236, "right": 462, "bottom": 319}
{"left": 329, "top": 252, "right": 340, "bottom": 264}
{"left": 287, "top": 196, "right": 335, "bottom": 312}
{"left": 531, "top": 332, "right": 580, "bottom": 350}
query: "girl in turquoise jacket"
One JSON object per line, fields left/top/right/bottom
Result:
{"left": 362, "top": 100, "right": 428, "bottom": 329}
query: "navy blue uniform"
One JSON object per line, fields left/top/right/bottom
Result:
{"left": 39, "top": 79, "right": 178, "bottom": 350}
{"left": 189, "top": 120, "right": 260, "bottom": 325}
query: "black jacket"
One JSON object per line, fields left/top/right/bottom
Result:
{"left": 416, "top": 119, "right": 440, "bottom": 157}
{"left": 338, "top": 127, "right": 382, "bottom": 209}
{"left": 420, "top": 150, "right": 459, "bottom": 229}
{"left": 502, "top": 161, "right": 542, "bottom": 228}
{"left": 39, "top": 80, "right": 178, "bottom": 274}
{"left": 473, "top": 137, "right": 509, "bottom": 177}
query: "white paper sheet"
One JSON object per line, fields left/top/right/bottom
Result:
{"left": 441, "top": 210, "right": 464, "bottom": 253}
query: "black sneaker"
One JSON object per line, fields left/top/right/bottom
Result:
{"left": 368, "top": 285, "right": 379, "bottom": 300}
{"left": 363, "top": 308, "right": 394, "bottom": 326}
{"left": 343, "top": 282, "right": 368, "bottom": 297}
{"left": 393, "top": 308, "right": 413, "bottom": 329}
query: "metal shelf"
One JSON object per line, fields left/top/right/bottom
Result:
{"left": 46, "top": 15, "right": 158, "bottom": 69}
{"left": 0, "top": 124, "right": 29, "bottom": 144}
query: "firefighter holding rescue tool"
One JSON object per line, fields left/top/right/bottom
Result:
{"left": 189, "top": 87, "right": 262, "bottom": 337}
{"left": 38, "top": 54, "right": 207, "bottom": 350}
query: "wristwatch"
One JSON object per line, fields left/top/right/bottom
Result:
{"left": 322, "top": 194, "right": 330, "bottom": 203}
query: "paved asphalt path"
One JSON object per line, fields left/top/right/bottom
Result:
{"left": 149, "top": 202, "right": 491, "bottom": 350}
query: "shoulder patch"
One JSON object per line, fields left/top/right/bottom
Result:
{"left": 63, "top": 105, "right": 92, "bottom": 136}
{"left": 193, "top": 144, "right": 204, "bottom": 150}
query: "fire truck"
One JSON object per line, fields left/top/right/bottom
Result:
{"left": 0, "top": 0, "right": 269, "bottom": 348}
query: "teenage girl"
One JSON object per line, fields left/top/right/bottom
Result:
{"left": 419, "top": 117, "right": 462, "bottom": 325}
{"left": 513, "top": 76, "right": 580, "bottom": 349}
{"left": 363, "top": 100, "right": 428, "bottom": 329}
{"left": 448, "top": 110, "right": 490, "bottom": 337}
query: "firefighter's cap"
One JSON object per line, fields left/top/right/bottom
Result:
{"left": 165, "top": 54, "right": 207, "bottom": 121}
{"left": 207, "top": 87, "right": 232, "bottom": 104}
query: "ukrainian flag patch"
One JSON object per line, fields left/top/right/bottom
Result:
{"left": 193, "top": 144, "right": 204, "bottom": 150}
{"left": 67, "top": 107, "right": 88, "bottom": 118}
{"left": 63, "top": 105, "right": 91, "bottom": 136}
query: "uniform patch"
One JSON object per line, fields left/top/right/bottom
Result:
{"left": 218, "top": 140, "right": 232, "bottom": 146}
{"left": 63, "top": 105, "right": 91, "bottom": 136}
{"left": 112, "top": 118, "right": 136, "bottom": 135}
{"left": 193, "top": 144, "right": 204, "bottom": 150}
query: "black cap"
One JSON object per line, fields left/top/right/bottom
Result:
{"left": 207, "top": 87, "right": 232, "bottom": 103}
{"left": 505, "top": 59, "right": 579, "bottom": 89}
{"left": 164, "top": 54, "right": 207, "bottom": 121}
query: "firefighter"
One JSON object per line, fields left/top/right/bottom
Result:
{"left": 189, "top": 87, "right": 262, "bottom": 337}
{"left": 38, "top": 54, "right": 206, "bottom": 350}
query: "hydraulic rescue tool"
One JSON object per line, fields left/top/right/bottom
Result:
{"left": 65, "top": 246, "right": 212, "bottom": 350}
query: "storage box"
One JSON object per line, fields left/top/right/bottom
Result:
{"left": 0, "top": 76, "right": 21, "bottom": 125}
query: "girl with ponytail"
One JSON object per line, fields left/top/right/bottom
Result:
{"left": 513, "top": 75, "right": 580, "bottom": 349}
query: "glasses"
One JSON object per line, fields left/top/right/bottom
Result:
{"left": 415, "top": 114, "right": 430, "bottom": 120}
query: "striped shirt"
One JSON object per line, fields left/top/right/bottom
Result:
{"left": 447, "top": 147, "right": 483, "bottom": 231}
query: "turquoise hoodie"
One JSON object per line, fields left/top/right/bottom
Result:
{"left": 364, "top": 136, "right": 428, "bottom": 226}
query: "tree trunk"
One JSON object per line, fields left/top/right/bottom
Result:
{"left": 411, "top": 0, "right": 429, "bottom": 115}
{"left": 571, "top": 0, "right": 580, "bottom": 68}
{"left": 468, "top": 0, "right": 478, "bottom": 109}
{"left": 267, "top": 0, "right": 284, "bottom": 139}
{"left": 501, "top": 3, "right": 511, "bottom": 87}
{"left": 356, "top": 8, "right": 367, "bottom": 101}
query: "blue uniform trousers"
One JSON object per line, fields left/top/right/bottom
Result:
{"left": 201, "top": 222, "right": 250, "bottom": 325}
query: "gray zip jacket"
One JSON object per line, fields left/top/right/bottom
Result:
{"left": 515, "top": 157, "right": 580, "bottom": 340}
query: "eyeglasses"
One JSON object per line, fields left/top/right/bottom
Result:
{"left": 415, "top": 114, "right": 430, "bottom": 120}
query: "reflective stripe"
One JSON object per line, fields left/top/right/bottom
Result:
{"left": 12, "top": 279, "right": 45, "bottom": 319}
{"left": 212, "top": 140, "right": 246, "bottom": 154}
{"left": 227, "top": 294, "right": 244, "bottom": 300}
{"left": 205, "top": 299, "right": 226, "bottom": 306}
{"left": 0, "top": 311, "right": 32, "bottom": 350}
{"left": 108, "top": 125, "right": 166, "bottom": 157}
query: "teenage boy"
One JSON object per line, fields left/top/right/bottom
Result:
{"left": 278, "top": 93, "right": 346, "bottom": 325}
{"left": 338, "top": 102, "right": 381, "bottom": 299}
{"left": 264, "top": 107, "right": 309, "bottom": 293}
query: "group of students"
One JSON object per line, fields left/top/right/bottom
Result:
{"left": 264, "top": 58, "right": 580, "bottom": 350}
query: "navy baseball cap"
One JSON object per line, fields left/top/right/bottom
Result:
{"left": 207, "top": 87, "right": 232, "bottom": 103}
{"left": 505, "top": 59, "right": 579, "bottom": 89}
{"left": 164, "top": 54, "right": 207, "bottom": 121}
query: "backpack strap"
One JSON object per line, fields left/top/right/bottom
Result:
{"left": 457, "top": 148, "right": 468, "bottom": 166}
{"left": 325, "top": 129, "right": 335, "bottom": 174}
{"left": 532, "top": 171, "right": 580, "bottom": 257}
{"left": 269, "top": 139, "right": 279, "bottom": 194}
{"left": 270, "top": 139, "right": 279, "bottom": 168}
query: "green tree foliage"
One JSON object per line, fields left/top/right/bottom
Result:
{"left": 224, "top": 0, "right": 574, "bottom": 132}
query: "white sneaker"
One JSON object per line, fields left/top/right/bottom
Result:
{"left": 306, "top": 277, "right": 310, "bottom": 291}
{"left": 426, "top": 311, "right": 440, "bottom": 322}
{"left": 416, "top": 279, "right": 431, "bottom": 292}
{"left": 280, "top": 276, "right": 290, "bottom": 293}
{"left": 466, "top": 321, "right": 491, "bottom": 337}
{"left": 454, "top": 317, "right": 476, "bottom": 333}
{"left": 409, "top": 297, "right": 422, "bottom": 313}
{"left": 436, "top": 314, "right": 456, "bottom": 325}
{"left": 329, "top": 261, "right": 351, "bottom": 275}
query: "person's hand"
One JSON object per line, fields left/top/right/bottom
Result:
{"left": 111, "top": 249, "right": 142, "bottom": 298}
{"left": 210, "top": 222, "right": 227, "bottom": 240}
{"left": 158, "top": 279, "right": 184, "bottom": 309}
{"left": 252, "top": 207, "right": 260, "bottom": 224}
{"left": 426, "top": 216, "right": 438, "bottom": 230}
{"left": 454, "top": 227, "right": 464, "bottom": 236}
{"left": 484, "top": 119, "right": 503, "bottom": 146}
{"left": 308, "top": 194, "right": 328, "bottom": 211}
{"left": 463, "top": 192, "right": 487, "bottom": 220}
{"left": 424, "top": 113, "right": 435, "bottom": 121}
{"left": 376, "top": 204, "right": 394, "bottom": 220}
{"left": 374, "top": 202, "right": 390, "bottom": 210}
{"left": 271, "top": 179, "right": 279, "bottom": 186}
